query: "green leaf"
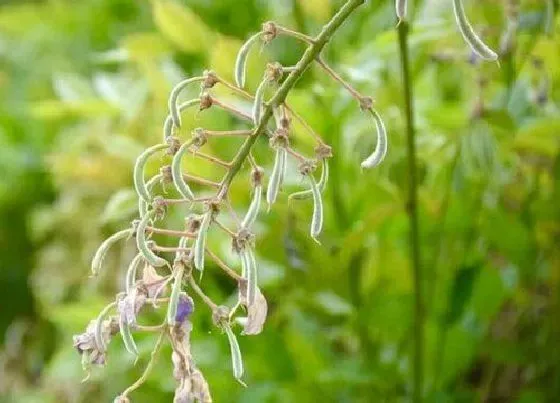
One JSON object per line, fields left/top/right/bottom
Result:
{"left": 101, "top": 189, "right": 139, "bottom": 223}
{"left": 152, "top": 0, "right": 215, "bottom": 53}
{"left": 445, "top": 264, "right": 481, "bottom": 325}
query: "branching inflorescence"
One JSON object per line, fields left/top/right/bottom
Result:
{"left": 74, "top": 0, "right": 499, "bottom": 401}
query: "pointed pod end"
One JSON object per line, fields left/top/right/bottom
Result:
{"left": 311, "top": 236, "right": 322, "bottom": 245}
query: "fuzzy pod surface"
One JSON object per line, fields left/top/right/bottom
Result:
{"left": 452, "top": 0, "right": 498, "bottom": 61}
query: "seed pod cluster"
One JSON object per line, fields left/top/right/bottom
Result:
{"left": 82, "top": 13, "right": 393, "bottom": 399}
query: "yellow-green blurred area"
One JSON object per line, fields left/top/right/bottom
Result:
{"left": 0, "top": 0, "right": 559, "bottom": 401}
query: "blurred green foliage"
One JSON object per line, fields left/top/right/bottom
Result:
{"left": 0, "top": 0, "right": 559, "bottom": 402}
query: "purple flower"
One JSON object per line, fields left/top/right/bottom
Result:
{"left": 175, "top": 293, "right": 194, "bottom": 324}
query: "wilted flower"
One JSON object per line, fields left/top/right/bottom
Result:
{"left": 237, "top": 280, "right": 268, "bottom": 335}
{"left": 73, "top": 318, "right": 117, "bottom": 372}
{"left": 142, "top": 264, "right": 168, "bottom": 299}
{"left": 117, "top": 288, "right": 147, "bottom": 327}
{"left": 175, "top": 293, "right": 194, "bottom": 325}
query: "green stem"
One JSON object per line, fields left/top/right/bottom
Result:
{"left": 217, "top": 0, "right": 366, "bottom": 199}
{"left": 398, "top": 21, "right": 424, "bottom": 403}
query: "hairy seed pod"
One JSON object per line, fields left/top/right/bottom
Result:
{"left": 396, "top": 0, "right": 407, "bottom": 23}
{"left": 136, "top": 212, "right": 168, "bottom": 267}
{"left": 252, "top": 79, "right": 268, "bottom": 125}
{"left": 139, "top": 174, "right": 163, "bottom": 218}
{"left": 166, "top": 263, "right": 184, "bottom": 326}
{"left": 289, "top": 159, "right": 329, "bottom": 201}
{"left": 118, "top": 310, "right": 138, "bottom": 358}
{"left": 308, "top": 175, "right": 323, "bottom": 243}
{"left": 235, "top": 32, "right": 261, "bottom": 88}
{"left": 453, "top": 0, "right": 498, "bottom": 61}
{"left": 168, "top": 77, "right": 204, "bottom": 128}
{"left": 171, "top": 139, "right": 196, "bottom": 201}
{"left": 91, "top": 228, "right": 133, "bottom": 276}
{"left": 134, "top": 144, "right": 168, "bottom": 203}
{"left": 224, "top": 324, "right": 245, "bottom": 385}
{"left": 266, "top": 147, "right": 286, "bottom": 210}
{"left": 241, "top": 183, "right": 262, "bottom": 229}
{"left": 125, "top": 253, "right": 144, "bottom": 295}
{"left": 246, "top": 247, "right": 258, "bottom": 306}
{"left": 194, "top": 211, "right": 212, "bottom": 272}
{"left": 94, "top": 303, "right": 114, "bottom": 352}
{"left": 240, "top": 248, "right": 249, "bottom": 279}
{"left": 361, "top": 109, "right": 388, "bottom": 169}
{"left": 162, "top": 99, "right": 199, "bottom": 142}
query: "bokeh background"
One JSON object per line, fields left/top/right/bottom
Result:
{"left": 1, "top": 0, "right": 559, "bottom": 401}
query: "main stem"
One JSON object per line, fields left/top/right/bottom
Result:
{"left": 398, "top": 22, "right": 424, "bottom": 402}
{"left": 217, "top": 0, "right": 365, "bottom": 199}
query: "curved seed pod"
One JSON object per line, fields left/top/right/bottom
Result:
{"left": 241, "top": 183, "right": 262, "bottom": 229}
{"left": 266, "top": 147, "right": 286, "bottom": 210}
{"left": 224, "top": 324, "right": 245, "bottom": 386}
{"left": 136, "top": 212, "right": 168, "bottom": 267}
{"left": 171, "top": 139, "right": 196, "bottom": 201}
{"left": 139, "top": 174, "right": 163, "bottom": 218}
{"left": 235, "top": 32, "right": 261, "bottom": 88}
{"left": 252, "top": 79, "right": 268, "bottom": 125}
{"left": 308, "top": 174, "right": 323, "bottom": 243}
{"left": 396, "top": 0, "right": 407, "bottom": 23}
{"left": 94, "top": 303, "right": 114, "bottom": 352}
{"left": 289, "top": 159, "right": 329, "bottom": 201}
{"left": 168, "top": 77, "right": 204, "bottom": 128}
{"left": 361, "top": 109, "right": 388, "bottom": 169}
{"left": 452, "top": 0, "right": 498, "bottom": 61}
{"left": 134, "top": 144, "right": 168, "bottom": 203}
{"left": 166, "top": 264, "right": 184, "bottom": 326}
{"left": 118, "top": 311, "right": 139, "bottom": 358}
{"left": 194, "top": 211, "right": 212, "bottom": 272}
{"left": 162, "top": 99, "right": 199, "bottom": 142}
{"left": 246, "top": 247, "right": 258, "bottom": 306}
{"left": 125, "top": 253, "right": 144, "bottom": 295}
{"left": 91, "top": 228, "right": 133, "bottom": 276}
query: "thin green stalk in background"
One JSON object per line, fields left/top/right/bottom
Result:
{"left": 398, "top": 21, "right": 424, "bottom": 402}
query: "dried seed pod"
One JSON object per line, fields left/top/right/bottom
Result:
{"left": 136, "top": 212, "right": 168, "bottom": 268}
{"left": 139, "top": 174, "right": 163, "bottom": 218}
{"left": 166, "top": 263, "right": 185, "bottom": 326}
{"left": 91, "top": 228, "right": 133, "bottom": 277}
{"left": 134, "top": 143, "right": 168, "bottom": 203}
{"left": 235, "top": 32, "right": 261, "bottom": 88}
{"left": 361, "top": 109, "right": 388, "bottom": 169}
{"left": 241, "top": 183, "right": 262, "bottom": 230}
{"left": 125, "top": 253, "right": 144, "bottom": 295}
{"left": 289, "top": 159, "right": 329, "bottom": 201}
{"left": 171, "top": 139, "right": 196, "bottom": 201}
{"left": 194, "top": 211, "right": 212, "bottom": 272}
{"left": 396, "top": 0, "right": 407, "bottom": 24}
{"left": 252, "top": 78, "right": 268, "bottom": 125}
{"left": 266, "top": 147, "right": 286, "bottom": 210}
{"left": 241, "top": 287, "right": 268, "bottom": 336}
{"left": 162, "top": 99, "right": 199, "bottom": 142}
{"left": 118, "top": 305, "right": 138, "bottom": 358}
{"left": 453, "top": 0, "right": 498, "bottom": 61}
{"left": 168, "top": 77, "right": 204, "bottom": 128}
{"left": 224, "top": 324, "right": 245, "bottom": 386}
{"left": 308, "top": 174, "right": 323, "bottom": 243}
{"left": 94, "top": 303, "right": 114, "bottom": 352}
